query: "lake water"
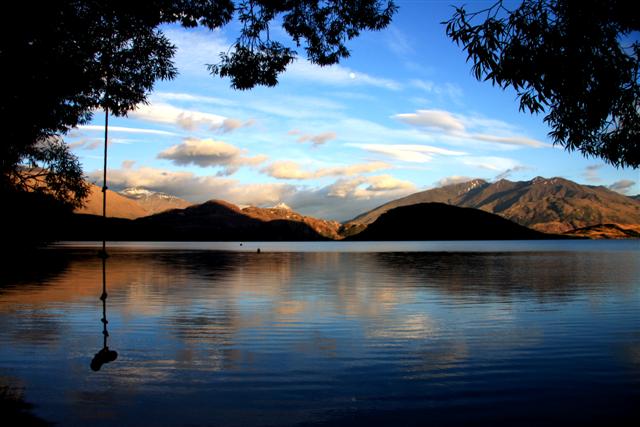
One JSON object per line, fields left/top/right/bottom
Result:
{"left": 1, "top": 241, "right": 638, "bottom": 426}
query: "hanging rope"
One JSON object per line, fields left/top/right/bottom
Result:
{"left": 91, "top": 103, "right": 117, "bottom": 371}
{"left": 100, "top": 105, "right": 109, "bottom": 257}
{"left": 91, "top": 96, "right": 120, "bottom": 371}
{"left": 90, "top": 253, "right": 118, "bottom": 371}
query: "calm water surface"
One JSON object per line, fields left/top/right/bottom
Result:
{"left": 1, "top": 241, "right": 639, "bottom": 426}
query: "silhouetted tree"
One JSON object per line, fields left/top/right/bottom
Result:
{"left": 0, "top": 382, "right": 53, "bottom": 427}
{"left": 1, "top": 1, "right": 179, "bottom": 206}
{"left": 211, "top": 0, "right": 397, "bottom": 89}
{"left": 445, "top": 0, "right": 639, "bottom": 168}
{"left": 1, "top": 0, "right": 397, "bottom": 207}
{"left": 9, "top": 138, "right": 89, "bottom": 209}
{"left": 1, "top": 137, "right": 89, "bottom": 246}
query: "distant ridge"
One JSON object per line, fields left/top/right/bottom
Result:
{"left": 138, "top": 199, "right": 340, "bottom": 240}
{"left": 346, "top": 203, "right": 556, "bottom": 241}
{"left": 241, "top": 204, "right": 341, "bottom": 240}
{"left": 75, "top": 183, "right": 149, "bottom": 219}
{"left": 344, "top": 177, "right": 640, "bottom": 235}
{"left": 563, "top": 223, "right": 640, "bottom": 239}
{"left": 64, "top": 199, "right": 338, "bottom": 241}
{"left": 119, "top": 187, "right": 192, "bottom": 215}
{"left": 66, "top": 177, "right": 639, "bottom": 240}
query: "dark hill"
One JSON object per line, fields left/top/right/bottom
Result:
{"left": 346, "top": 203, "right": 557, "bottom": 241}
{"left": 344, "top": 177, "right": 640, "bottom": 235}
{"left": 60, "top": 200, "right": 329, "bottom": 241}
{"left": 346, "top": 179, "right": 489, "bottom": 229}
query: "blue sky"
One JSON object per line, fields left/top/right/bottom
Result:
{"left": 68, "top": 0, "right": 639, "bottom": 221}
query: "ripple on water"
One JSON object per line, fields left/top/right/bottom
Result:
{"left": 0, "top": 244, "right": 639, "bottom": 426}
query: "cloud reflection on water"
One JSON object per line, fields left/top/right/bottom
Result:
{"left": 0, "top": 247, "right": 638, "bottom": 426}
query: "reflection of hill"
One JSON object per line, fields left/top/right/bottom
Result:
{"left": 3, "top": 248, "right": 636, "bottom": 321}
{"left": 373, "top": 251, "right": 639, "bottom": 300}
{"left": 347, "top": 203, "right": 554, "bottom": 240}
{"left": 3, "top": 248, "right": 636, "bottom": 363}
{"left": 0, "top": 246, "right": 638, "bottom": 425}
{"left": 0, "top": 377, "right": 52, "bottom": 426}
{"left": 1, "top": 249, "right": 70, "bottom": 290}
{"left": 2, "top": 248, "right": 637, "bottom": 356}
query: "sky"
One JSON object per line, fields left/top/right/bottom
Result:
{"left": 67, "top": 0, "right": 640, "bottom": 221}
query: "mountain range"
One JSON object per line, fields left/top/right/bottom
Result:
{"left": 119, "top": 187, "right": 192, "bottom": 214}
{"left": 69, "top": 176, "right": 640, "bottom": 240}
{"left": 75, "top": 184, "right": 149, "bottom": 219}
{"left": 343, "top": 177, "right": 640, "bottom": 236}
{"left": 76, "top": 185, "right": 191, "bottom": 218}
{"left": 346, "top": 203, "right": 551, "bottom": 241}
{"left": 66, "top": 200, "right": 333, "bottom": 241}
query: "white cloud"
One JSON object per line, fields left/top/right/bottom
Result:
{"left": 393, "top": 109, "right": 548, "bottom": 148}
{"left": 121, "top": 160, "right": 136, "bottom": 169}
{"left": 385, "top": 26, "right": 414, "bottom": 57}
{"left": 153, "top": 92, "right": 236, "bottom": 107}
{"left": 608, "top": 179, "right": 636, "bottom": 194}
{"left": 157, "top": 138, "right": 267, "bottom": 174}
{"left": 241, "top": 94, "right": 346, "bottom": 120}
{"left": 473, "top": 133, "right": 547, "bottom": 148}
{"left": 461, "top": 156, "right": 521, "bottom": 171}
{"left": 93, "top": 166, "right": 293, "bottom": 205}
{"left": 365, "top": 175, "right": 415, "bottom": 192}
{"left": 326, "top": 175, "right": 415, "bottom": 198}
{"left": 296, "top": 131, "right": 337, "bottom": 146}
{"left": 330, "top": 118, "right": 442, "bottom": 148}
{"left": 68, "top": 138, "right": 102, "bottom": 151}
{"left": 221, "top": 118, "right": 255, "bottom": 133}
{"left": 262, "top": 161, "right": 390, "bottom": 180}
{"left": 77, "top": 125, "right": 178, "bottom": 136}
{"left": 131, "top": 103, "right": 226, "bottom": 131}
{"left": 323, "top": 162, "right": 392, "bottom": 178}
{"left": 411, "top": 79, "right": 435, "bottom": 93}
{"left": 410, "top": 80, "right": 464, "bottom": 103}
{"left": 583, "top": 164, "right": 604, "bottom": 183}
{"left": 163, "top": 27, "right": 230, "bottom": 77}
{"left": 493, "top": 165, "right": 530, "bottom": 181}
{"left": 434, "top": 176, "right": 476, "bottom": 187}
{"left": 286, "top": 59, "right": 401, "bottom": 90}
{"left": 165, "top": 25, "right": 400, "bottom": 90}
{"left": 395, "top": 109, "right": 466, "bottom": 133}
{"left": 350, "top": 143, "right": 466, "bottom": 163}
{"left": 262, "top": 161, "right": 313, "bottom": 180}
{"left": 156, "top": 91, "right": 345, "bottom": 122}
{"left": 93, "top": 166, "right": 417, "bottom": 221}
{"left": 128, "top": 101, "right": 254, "bottom": 134}
{"left": 68, "top": 136, "right": 140, "bottom": 150}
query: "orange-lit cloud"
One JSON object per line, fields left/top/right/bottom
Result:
{"left": 262, "top": 161, "right": 390, "bottom": 180}
{"left": 158, "top": 138, "right": 267, "bottom": 175}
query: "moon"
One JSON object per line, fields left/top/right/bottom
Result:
{"left": 348, "top": 72, "right": 356, "bottom": 79}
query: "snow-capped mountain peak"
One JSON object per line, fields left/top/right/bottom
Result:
{"left": 120, "top": 187, "right": 155, "bottom": 197}
{"left": 271, "top": 202, "right": 292, "bottom": 211}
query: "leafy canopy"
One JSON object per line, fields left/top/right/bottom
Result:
{"left": 211, "top": 0, "right": 397, "bottom": 89}
{"left": 0, "top": 0, "right": 397, "bottom": 207}
{"left": 445, "top": 0, "right": 640, "bottom": 168}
